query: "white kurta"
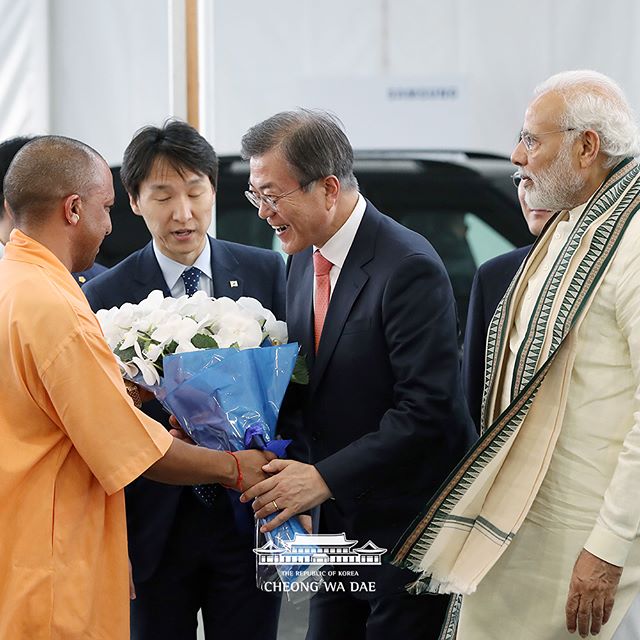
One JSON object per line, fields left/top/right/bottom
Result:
{"left": 459, "top": 207, "right": 640, "bottom": 639}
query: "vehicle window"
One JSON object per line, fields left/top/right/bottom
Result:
{"left": 465, "top": 213, "right": 515, "bottom": 266}
{"left": 390, "top": 210, "right": 484, "bottom": 338}
{"left": 215, "top": 204, "right": 275, "bottom": 251}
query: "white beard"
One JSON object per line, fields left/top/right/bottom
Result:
{"left": 525, "top": 142, "right": 587, "bottom": 211}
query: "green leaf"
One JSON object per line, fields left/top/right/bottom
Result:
{"left": 291, "top": 354, "right": 309, "bottom": 385}
{"left": 165, "top": 340, "right": 178, "bottom": 355}
{"left": 114, "top": 345, "right": 136, "bottom": 362}
{"left": 191, "top": 333, "right": 219, "bottom": 349}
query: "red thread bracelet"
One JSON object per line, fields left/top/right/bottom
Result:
{"left": 223, "top": 451, "right": 243, "bottom": 491}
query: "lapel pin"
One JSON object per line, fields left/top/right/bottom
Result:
{"left": 229, "top": 280, "right": 238, "bottom": 288}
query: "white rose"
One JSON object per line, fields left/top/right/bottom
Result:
{"left": 206, "top": 297, "right": 242, "bottom": 332}
{"left": 96, "top": 306, "right": 117, "bottom": 328}
{"left": 131, "top": 355, "right": 160, "bottom": 385}
{"left": 114, "top": 353, "right": 139, "bottom": 378}
{"left": 111, "top": 303, "right": 137, "bottom": 329}
{"left": 236, "top": 296, "right": 271, "bottom": 323}
{"left": 119, "top": 327, "right": 141, "bottom": 350}
{"left": 146, "top": 341, "right": 168, "bottom": 363}
{"left": 103, "top": 328, "right": 125, "bottom": 350}
{"left": 214, "top": 313, "right": 264, "bottom": 349}
{"left": 189, "top": 297, "right": 220, "bottom": 324}
{"left": 264, "top": 318, "right": 288, "bottom": 345}
{"left": 137, "top": 290, "right": 165, "bottom": 313}
{"left": 178, "top": 290, "right": 212, "bottom": 317}
{"left": 175, "top": 339, "right": 199, "bottom": 353}
{"left": 159, "top": 296, "right": 183, "bottom": 313}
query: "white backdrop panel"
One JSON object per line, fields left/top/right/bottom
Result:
{"left": 204, "top": 0, "right": 640, "bottom": 156}
{"left": 0, "top": 0, "right": 49, "bottom": 139}
{"left": 5, "top": 1, "right": 640, "bottom": 163}
{"left": 48, "top": 0, "right": 174, "bottom": 165}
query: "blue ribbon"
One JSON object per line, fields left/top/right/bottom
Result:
{"left": 244, "top": 421, "right": 291, "bottom": 458}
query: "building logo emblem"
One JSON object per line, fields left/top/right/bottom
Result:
{"left": 254, "top": 532, "right": 387, "bottom": 566}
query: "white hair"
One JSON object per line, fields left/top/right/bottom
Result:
{"left": 535, "top": 70, "right": 640, "bottom": 168}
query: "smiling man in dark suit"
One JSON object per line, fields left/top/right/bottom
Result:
{"left": 83, "top": 120, "right": 285, "bottom": 640}
{"left": 239, "top": 109, "right": 475, "bottom": 640}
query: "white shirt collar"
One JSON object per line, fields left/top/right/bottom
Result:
{"left": 0, "top": 241, "right": 4, "bottom": 259}
{"left": 568, "top": 200, "right": 589, "bottom": 224}
{"left": 314, "top": 194, "right": 366, "bottom": 268}
{"left": 152, "top": 238, "right": 212, "bottom": 291}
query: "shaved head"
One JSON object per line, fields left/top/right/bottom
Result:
{"left": 3, "top": 136, "right": 106, "bottom": 225}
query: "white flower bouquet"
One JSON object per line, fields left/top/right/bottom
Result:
{"left": 96, "top": 289, "right": 317, "bottom": 597}
{"left": 97, "top": 289, "right": 289, "bottom": 386}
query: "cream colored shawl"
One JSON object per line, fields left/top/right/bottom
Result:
{"left": 391, "top": 159, "right": 640, "bottom": 635}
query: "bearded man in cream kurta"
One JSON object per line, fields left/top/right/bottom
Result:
{"left": 392, "top": 70, "right": 640, "bottom": 640}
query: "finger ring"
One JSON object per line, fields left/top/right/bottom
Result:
{"left": 272, "top": 500, "right": 279, "bottom": 511}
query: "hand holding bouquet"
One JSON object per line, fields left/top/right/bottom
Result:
{"left": 96, "top": 290, "right": 320, "bottom": 595}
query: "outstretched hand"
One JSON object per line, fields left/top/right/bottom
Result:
{"left": 232, "top": 450, "right": 276, "bottom": 492}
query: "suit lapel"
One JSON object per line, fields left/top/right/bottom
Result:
{"left": 310, "top": 204, "right": 378, "bottom": 394}
{"left": 134, "top": 242, "right": 172, "bottom": 296}
{"left": 209, "top": 237, "right": 244, "bottom": 300}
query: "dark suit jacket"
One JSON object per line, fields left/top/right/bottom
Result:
{"left": 283, "top": 200, "right": 476, "bottom": 594}
{"left": 72, "top": 261, "right": 107, "bottom": 285}
{"left": 461, "top": 245, "right": 531, "bottom": 432}
{"left": 83, "top": 236, "right": 286, "bottom": 581}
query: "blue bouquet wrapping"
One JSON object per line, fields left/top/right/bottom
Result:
{"left": 135, "top": 342, "right": 324, "bottom": 596}
{"left": 96, "top": 290, "right": 324, "bottom": 597}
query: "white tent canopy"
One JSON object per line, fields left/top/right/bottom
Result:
{"left": 2, "top": 0, "right": 640, "bottom": 163}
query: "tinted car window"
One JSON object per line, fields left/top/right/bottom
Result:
{"left": 96, "top": 167, "right": 150, "bottom": 268}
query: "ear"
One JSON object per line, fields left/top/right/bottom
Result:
{"left": 2, "top": 200, "right": 15, "bottom": 225}
{"left": 63, "top": 194, "right": 82, "bottom": 226}
{"left": 577, "top": 129, "right": 601, "bottom": 169}
{"left": 321, "top": 175, "right": 341, "bottom": 209}
{"left": 129, "top": 193, "right": 143, "bottom": 216}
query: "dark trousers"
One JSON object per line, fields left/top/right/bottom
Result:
{"left": 130, "top": 489, "right": 280, "bottom": 640}
{"left": 306, "top": 585, "right": 450, "bottom": 640}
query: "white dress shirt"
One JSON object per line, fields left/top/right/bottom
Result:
{"left": 153, "top": 239, "right": 214, "bottom": 297}
{"left": 313, "top": 194, "right": 366, "bottom": 305}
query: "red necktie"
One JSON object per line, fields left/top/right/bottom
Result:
{"left": 313, "top": 250, "right": 333, "bottom": 352}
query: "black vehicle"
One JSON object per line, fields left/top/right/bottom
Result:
{"left": 215, "top": 151, "right": 528, "bottom": 335}
{"left": 97, "top": 152, "right": 528, "bottom": 336}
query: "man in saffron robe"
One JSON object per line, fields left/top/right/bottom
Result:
{"left": 0, "top": 135, "right": 271, "bottom": 639}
